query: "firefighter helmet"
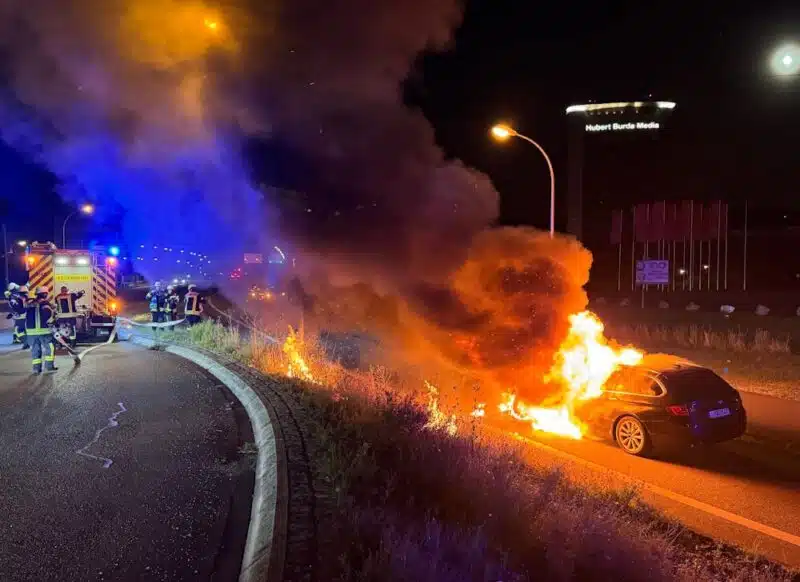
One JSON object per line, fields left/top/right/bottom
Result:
{"left": 37, "top": 286, "right": 49, "bottom": 295}
{"left": 19, "top": 285, "right": 28, "bottom": 293}
{"left": 188, "top": 284, "right": 197, "bottom": 291}
{"left": 7, "top": 282, "right": 18, "bottom": 291}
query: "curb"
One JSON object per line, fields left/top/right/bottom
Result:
{"left": 129, "top": 335, "right": 285, "bottom": 582}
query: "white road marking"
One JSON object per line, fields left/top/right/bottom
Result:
{"left": 76, "top": 402, "right": 127, "bottom": 469}
{"left": 520, "top": 436, "right": 800, "bottom": 548}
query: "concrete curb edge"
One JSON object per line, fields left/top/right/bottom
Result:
{"left": 129, "top": 335, "right": 283, "bottom": 582}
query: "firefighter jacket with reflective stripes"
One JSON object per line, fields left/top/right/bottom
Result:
{"left": 165, "top": 293, "right": 180, "bottom": 313}
{"left": 25, "top": 300, "right": 55, "bottom": 336}
{"left": 55, "top": 290, "right": 85, "bottom": 317}
{"left": 8, "top": 291, "right": 28, "bottom": 319}
{"left": 184, "top": 291, "right": 204, "bottom": 315}
{"left": 146, "top": 289, "right": 167, "bottom": 312}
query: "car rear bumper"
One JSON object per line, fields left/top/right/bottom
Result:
{"left": 646, "top": 411, "right": 747, "bottom": 447}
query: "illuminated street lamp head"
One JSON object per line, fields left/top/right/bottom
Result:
{"left": 490, "top": 124, "right": 516, "bottom": 141}
{"left": 16, "top": 240, "right": 27, "bottom": 248}
{"left": 80, "top": 203, "right": 95, "bottom": 215}
{"left": 771, "top": 43, "right": 800, "bottom": 76}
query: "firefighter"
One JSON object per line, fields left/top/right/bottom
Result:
{"left": 146, "top": 281, "right": 167, "bottom": 323}
{"left": 164, "top": 285, "right": 180, "bottom": 322}
{"left": 184, "top": 284, "right": 204, "bottom": 325}
{"left": 54, "top": 285, "right": 85, "bottom": 347}
{"left": 5, "top": 283, "right": 30, "bottom": 349}
{"left": 25, "top": 286, "right": 57, "bottom": 374}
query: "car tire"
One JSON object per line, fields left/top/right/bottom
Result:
{"left": 614, "top": 415, "right": 652, "bottom": 457}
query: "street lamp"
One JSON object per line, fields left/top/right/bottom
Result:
{"left": 490, "top": 124, "right": 556, "bottom": 238}
{"left": 770, "top": 43, "right": 800, "bottom": 76}
{"left": 62, "top": 204, "right": 95, "bottom": 249}
{"left": 16, "top": 240, "right": 27, "bottom": 248}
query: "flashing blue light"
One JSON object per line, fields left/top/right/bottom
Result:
{"left": 109, "top": 246, "right": 120, "bottom": 257}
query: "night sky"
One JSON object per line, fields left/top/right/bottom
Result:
{"left": 1, "top": 0, "right": 799, "bottom": 270}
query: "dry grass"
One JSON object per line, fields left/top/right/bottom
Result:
{"left": 164, "top": 320, "right": 794, "bottom": 581}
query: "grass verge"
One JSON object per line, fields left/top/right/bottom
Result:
{"left": 145, "top": 320, "right": 797, "bottom": 581}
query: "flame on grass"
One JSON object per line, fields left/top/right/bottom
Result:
{"left": 423, "top": 381, "right": 458, "bottom": 436}
{"left": 499, "top": 311, "right": 643, "bottom": 439}
{"left": 284, "top": 326, "right": 316, "bottom": 383}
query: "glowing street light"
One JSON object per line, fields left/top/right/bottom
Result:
{"left": 63, "top": 204, "right": 96, "bottom": 249}
{"left": 490, "top": 123, "right": 556, "bottom": 237}
{"left": 770, "top": 43, "right": 800, "bottom": 77}
{"left": 204, "top": 17, "right": 219, "bottom": 31}
{"left": 16, "top": 240, "right": 27, "bottom": 248}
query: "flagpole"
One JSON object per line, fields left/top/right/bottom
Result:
{"left": 616, "top": 211, "right": 622, "bottom": 292}
{"left": 724, "top": 203, "right": 729, "bottom": 290}
{"left": 689, "top": 201, "right": 694, "bottom": 291}
{"left": 631, "top": 206, "right": 636, "bottom": 292}
{"left": 743, "top": 200, "right": 748, "bottom": 292}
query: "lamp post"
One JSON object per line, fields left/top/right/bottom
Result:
{"left": 490, "top": 124, "right": 555, "bottom": 238}
{"left": 62, "top": 204, "right": 94, "bottom": 249}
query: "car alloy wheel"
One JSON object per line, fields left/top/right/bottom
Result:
{"left": 615, "top": 416, "right": 650, "bottom": 456}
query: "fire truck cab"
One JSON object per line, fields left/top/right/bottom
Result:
{"left": 25, "top": 242, "right": 119, "bottom": 342}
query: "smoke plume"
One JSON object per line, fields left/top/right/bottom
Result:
{"left": 0, "top": 0, "right": 594, "bottom": 401}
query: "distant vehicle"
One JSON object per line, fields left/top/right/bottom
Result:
{"left": 581, "top": 356, "right": 747, "bottom": 457}
{"left": 247, "top": 285, "right": 275, "bottom": 302}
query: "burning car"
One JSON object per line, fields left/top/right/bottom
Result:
{"left": 581, "top": 356, "right": 747, "bottom": 456}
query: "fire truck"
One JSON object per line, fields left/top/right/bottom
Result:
{"left": 24, "top": 242, "right": 120, "bottom": 341}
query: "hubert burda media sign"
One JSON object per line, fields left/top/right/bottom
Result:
{"left": 585, "top": 121, "right": 660, "bottom": 133}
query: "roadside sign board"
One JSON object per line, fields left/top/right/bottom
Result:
{"left": 244, "top": 253, "right": 263, "bottom": 264}
{"left": 636, "top": 260, "right": 669, "bottom": 284}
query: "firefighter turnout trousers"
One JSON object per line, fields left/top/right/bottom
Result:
{"left": 30, "top": 334, "right": 56, "bottom": 373}
{"left": 13, "top": 315, "right": 28, "bottom": 347}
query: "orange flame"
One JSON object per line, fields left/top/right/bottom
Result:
{"left": 500, "top": 311, "right": 642, "bottom": 439}
{"left": 423, "top": 381, "right": 458, "bottom": 436}
{"left": 283, "top": 326, "right": 316, "bottom": 383}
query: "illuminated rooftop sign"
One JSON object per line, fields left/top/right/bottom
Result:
{"left": 566, "top": 101, "right": 676, "bottom": 114}
{"left": 585, "top": 121, "right": 660, "bottom": 132}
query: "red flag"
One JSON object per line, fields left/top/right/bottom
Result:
{"left": 708, "top": 201, "right": 724, "bottom": 240}
{"left": 634, "top": 202, "right": 651, "bottom": 242}
{"left": 692, "top": 203, "right": 706, "bottom": 240}
{"left": 679, "top": 201, "right": 693, "bottom": 239}
{"left": 650, "top": 201, "right": 666, "bottom": 241}
{"left": 664, "top": 203, "right": 680, "bottom": 241}
{"left": 610, "top": 209, "right": 623, "bottom": 245}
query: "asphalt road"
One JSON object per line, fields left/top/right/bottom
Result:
{"left": 492, "top": 406, "right": 800, "bottom": 569}
{"left": 0, "top": 340, "right": 254, "bottom": 581}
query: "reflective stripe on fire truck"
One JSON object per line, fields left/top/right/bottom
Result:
{"left": 91, "top": 263, "right": 117, "bottom": 314}
{"left": 27, "top": 255, "right": 54, "bottom": 297}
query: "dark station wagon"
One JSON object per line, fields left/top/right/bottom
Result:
{"left": 581, "top": 355, "right": 747, "bottom": 456}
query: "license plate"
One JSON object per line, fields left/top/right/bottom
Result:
{"left": 708, "top": 407, "right": 731, "bottom": 419}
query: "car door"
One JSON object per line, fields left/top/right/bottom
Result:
{"left": 585, "top": 368, "right": 664, "bottom": 438}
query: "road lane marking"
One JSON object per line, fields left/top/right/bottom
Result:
{"left": 76, "top": 401, "right": 127, "bottom": 469}
{"left": 520, "top": 436, "right": 800, "bottom": 549}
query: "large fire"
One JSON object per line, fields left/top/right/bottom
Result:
{"left": 499, "top": 311, "right": 642, "bottom": 439}
{"left": 278, "top": 309, "right": 641, "bottom": 442}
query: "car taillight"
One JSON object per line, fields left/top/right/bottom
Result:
{"left": 667, "top": 404, "right": 690, "bottom": 416}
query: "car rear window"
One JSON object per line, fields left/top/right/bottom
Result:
{"left": 660, "top": 368, "right": 736, "bottom": 400}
